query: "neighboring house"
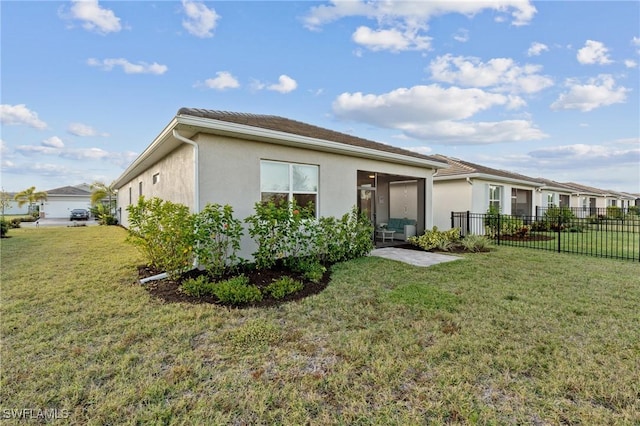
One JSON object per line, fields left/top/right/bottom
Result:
{"left": 560, "top": 182, "right": 619, "bottom": 216}
{"left": 2, "top": 193, "right": 29, "bottom": 216}
{"left": 431, "top": 154, "right": 543, "bottom": 230}
{"left": 41, "top": 184, "right": 92, "bottom": 219}
{"left": 114, "top": 108, "right": 448, "bottom": 258}
{"left": 533, "top": 178, "right": 575, "bottom": 212}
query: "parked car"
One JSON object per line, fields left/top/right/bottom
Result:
{"left": 70, "top": 209, "right": 90, "bottom": 221}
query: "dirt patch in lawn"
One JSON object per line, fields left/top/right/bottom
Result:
{"left": 138, "top": 263, "right": 332, "bottom": 308}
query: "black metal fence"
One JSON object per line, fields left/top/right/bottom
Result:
{"left": 451, "top": 209, "right": 640, "bottom": 262}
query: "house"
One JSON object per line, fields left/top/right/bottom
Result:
{"left": 40, "top": 184, "right": 92, "bottom": 219}
{"left": 431, "top": 155, "right": 543, "bottom": 230}
{"left": 533, "top": 178, "right": 575, "bottom": 213}
{"left": 114, "top": 108, "right": 448, "bottom": 258}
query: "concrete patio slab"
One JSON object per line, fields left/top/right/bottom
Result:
{"left": 370, "top": 248, "right": 461, "bottom": 267}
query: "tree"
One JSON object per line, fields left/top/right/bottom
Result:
{"left": 13, "top": 186, "right": 47, "bottom": 217}
{"left": 1, "top": 189, "right": 12, "bottom": 220}
{"left": 90, "top": 181, "right": 116, "bottom": 215}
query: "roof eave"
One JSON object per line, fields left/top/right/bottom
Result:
{"left": 434, "top": 172, "right": 543, "bottom": 187}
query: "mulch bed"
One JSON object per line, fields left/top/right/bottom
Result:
{"left": 138, "top": 262, "right": 332, "bottom": 308}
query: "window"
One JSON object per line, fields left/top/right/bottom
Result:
{"left": 138, "top": 181, "right": 143, "bottom": 198}
{"left": 610, "top": 199, "right": 617, "bottom": 207}
{"left": 153, "top": 173, "right": 160, "bottom": 184}
{"left": 546, "top": 193, "right": 555, "bottom": 207}
{"left": 260, "top": 160, "right": 318, "bottom": 215}
{"left": 128, "top": 187, "right": 132, "bottom": 205}
{"left": 489, "top": 185, "right": 502, "bottom": 212}
{"left": 559, "top": 194, "right": 570, "bottom": 207}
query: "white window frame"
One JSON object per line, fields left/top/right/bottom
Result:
{"left": 260, "top": 160, "right": 318, "bottom": 215}
{"left": 489, "top": 184, "right": 502, "bottom": 212}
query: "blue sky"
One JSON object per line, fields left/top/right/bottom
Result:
{"left": 1, "top": 0, "right": 639, "bottom": 194}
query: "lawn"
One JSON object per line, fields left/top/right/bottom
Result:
{"left": 1, "top": 226, "right": 639, "bottom": 424}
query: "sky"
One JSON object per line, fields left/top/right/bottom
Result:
{"left": 1, "top": 0, "right": 639, "bottom": 195}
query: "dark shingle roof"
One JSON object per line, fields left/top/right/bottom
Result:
{"left": 177, "top": 108, "right": 445, "bottom": 164}
{"left": 432, "top": 154, "right": 541, "bottom": 184}
{"left": 45, "top": 185, "right": 90, "bottom": 195}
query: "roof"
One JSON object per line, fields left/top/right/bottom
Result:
{"left": 45, "top": 185, "right": 90, "bottom": 196}
{"left": 432, "top": 154, "right": 542, "bottom": 186}
{"left": 115, "top": 108, "right": 448, "bottom": 188}
{"left": 560, "top": 182, "right": 611, "bottom": 196}
{"left": 533, "top": 178, "right": 576, "bottom": 193}
{"left": 177, "top": 108, "right": 444, "bottom": 164}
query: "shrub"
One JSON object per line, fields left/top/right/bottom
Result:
{"left": 461, "top": 234, "right": 492, "bottom": 252}
{"left": 126, "top": 197, "right": 195, "bottom": 279}
{"left": 245, "top": 200, "right": 315, "bottom": 269}
{"left": 0, "top": 220, "right": 8, "bottom": 237}
{"left": 606, "top": 206, "right": 623, "bottom": 219}
{"left": 316, "top": 207, "right": 374, "bottom": 263}
{"left": 484, "top": 208, "right": 525, "bottom": 237}
{"left": 9, "top": 218, "right": 22, "bottom": 229}
{"left": 301, "top": 261, "right": 326, "bottom": 283}
{"left": 194, "top": 203, "right": 244, "bottom": 278}
{"left": 544, "top": 206, "right": 575, "bottom": 222}
{"left": 408, "top": 226, "right": 460, "bottom": 251}
{"left": 629, "top": 206, "right": 640, "bottom": 216}
{"left": 181, "top": 275, "right": 214, "bottom": 297}
{"left": 212, "top": 275, "right": 263, "bottom": 305}
{"left": 265, "top": 276, "right": 304, "bottom": 299}
{"left": 246, "top": 202, "right": 373, "bottom": 268}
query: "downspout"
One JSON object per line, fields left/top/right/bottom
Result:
{"left": 172, "top": 129, "right": 200, "bottom": 213}
{"left": 141, "top": 129, "right": 200, "bottom": 284}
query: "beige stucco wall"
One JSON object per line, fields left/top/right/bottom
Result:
{"left": 433, "top": 180, "right": 472, "bottom": 229}
{"left": 389, "top": 181, "right": 418, "bottom": 220}
{"left": 117, "top": 144, "right": 194, "bottom": 226}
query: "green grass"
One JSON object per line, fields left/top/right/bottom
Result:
{"left": 2, "top": 227, "right": 639, "bottom": 424}
{"left": 503, "top": 229, "right": 640, "bottom": 260}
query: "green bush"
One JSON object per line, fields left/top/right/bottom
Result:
{"left": 194, "top": 203, "right": 244, "bottom": 278}
{"left": 461, "top": 234, "right": 492, "bottom": 252}
{"left": 246, "top": 202, "right": 373, "bottom": 269}
{"left": 408, "top": 226, "right": 460, "bottom": 251}
{"left": 484, "top": 208, "right": 525, "bottom": 237}
{"left": 629, "top": 206, "right": 640, "bottom": 216}
{"left": 181, "top": 275, "right": 214, "bottom": 297}
{"left": 9, "top": 218, "right": 21, "bottom": 229}
{"left": 265, "top": 276, "right": 304, "bottom": 299}
{"left": 301, "top": 261, "right": 326, "bottom": 283}
{"left": 0, "top": 220, "right": 8, "bottom": 237}
{"left": 212, "top": 275, "right": 262, "bottom": 305}
{"left": 606, "top": 206, "right": 623, "bottom": 219}
{"left": 126, "top": 197, "right": 195, "bottom": 279}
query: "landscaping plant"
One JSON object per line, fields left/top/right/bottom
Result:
{"left": 193, "top": 203, "right": 244, "bottom": 278}
{"left": 408, "top": 226, "right": 461, "bottom": 251}
{"left": 126, "top": 197, "right": 195, "bottom": 279}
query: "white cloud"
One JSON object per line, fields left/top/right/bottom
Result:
{"left": 352, "top": 26, "right": 431, "bottom": 52}
{"left": 203, "top": 71, "right": 240, "bottom": 90}
{"left": 453, "top": 28, "right": 469, "bottom": 43}
{"left": 551, "top": 74, "right": 629, "bottom": 112}
{"left": 0, "top": 104, "right": 47, "bottom": 129}
{"left": 404, "top": 146, "right": 433, "bottom": 155}
{"left": 632, "top": 36, "right": 640, "bottom": 53}
{"left": 624, "top": 59, "right": 637, "bottom": 68}
{"left": 42, "top": 136, "right": 64, "bottom": 148}
{"left": 577, "top": 40, "right": 612, "bottom": 65}
{"left": 527, "top": 42, "right": 548, "bottom": 56}
{"left": 87, "top": 58, "right": 168, "bottom": 75}
{"left": 304, "top": 1, "right": 536, "bottom": 29}
{"left": 68, "top": 0, "right": 122, "bottom": 34}
{"left": 67, "top": 122, "right": 108, "bottom": 137}
{"left": 182, "top": 0, "right": 219, "bottom": 38}
{"left": 303, "top": 1, "right": 535, "bottom": 52}
{"left": 267, "top": 75, "right": 298, "bottom": 93}
{"left": 428, "top": 54, "right": 553, "bottom": 94}
{"left": 332, "top": 84, "right": 547, "bottom": 144}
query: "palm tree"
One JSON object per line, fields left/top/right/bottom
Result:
{"left": 13, "top": 186, "right": 48, "bottom": 217}
{"left": 90, "top": 181, "right": 116, "bottom": 215}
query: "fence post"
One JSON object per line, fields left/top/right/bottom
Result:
{"left": 466, "top": 211, "right": 470, "bottom": 237}
{"left": 557, "top": 214, "right": 562, "bottom": 253}
{"left": 496, "top": 213, "right": 501, "bottom": 245}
